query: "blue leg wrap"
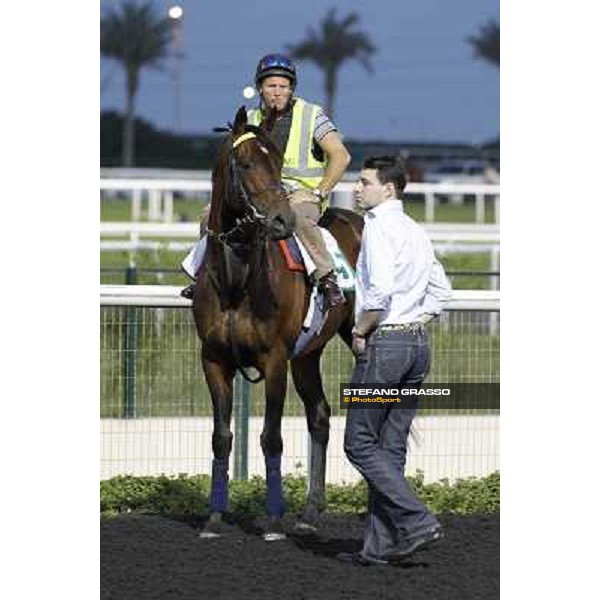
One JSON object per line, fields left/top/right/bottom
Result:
{"left": 210, "top": 457, "right": 229, "bottom": 513}
{"left": 265, "top": 454, "right": 285, "bottom": 517}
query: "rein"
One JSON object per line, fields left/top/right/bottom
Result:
{"left": 211, "top": 129, "right": 285, "bottom": 384}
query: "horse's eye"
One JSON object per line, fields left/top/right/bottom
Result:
{"left": 240, "top": 162, "right": 252, "bottom": 170}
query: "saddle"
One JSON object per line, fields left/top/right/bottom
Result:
{"left": 276, "top": 229, "right": 355, "bottom": 291}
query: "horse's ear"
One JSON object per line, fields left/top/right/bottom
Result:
{"left": 233, "top": 106, "right": 247, "bottom": 133}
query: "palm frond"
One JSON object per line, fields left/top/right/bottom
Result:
{"left": 467, "top": 19, "right": 500, "bottom": 67}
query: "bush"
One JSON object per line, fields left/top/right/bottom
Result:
{"left": 101, "top": 470, "right": 499, "bottom": 518}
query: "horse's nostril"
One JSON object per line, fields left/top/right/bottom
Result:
{"left": 268, "top": 215, "right": 293, "bottom": 240}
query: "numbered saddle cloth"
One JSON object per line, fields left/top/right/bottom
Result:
{"left": 182, "top": 228, "right": 355, "bottom": 290}
{"left": 282, "top": 230, "right": 354, "bottom": 358}
{"left": 282, "top": 228, "right": 355, "bottom": 291}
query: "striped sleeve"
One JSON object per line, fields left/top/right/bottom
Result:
{"left": 313, "top": 109, "right": 337, "bottom": 141}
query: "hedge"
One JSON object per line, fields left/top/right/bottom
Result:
{"left": 101, "top": 470, "right": 499, "bottom": 518}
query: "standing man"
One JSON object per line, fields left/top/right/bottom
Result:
{"left": 337, "top": 156, "right": 452, "bottom": 566}
{"left": 181, "top": 53, "right": 351, "bottom": 311}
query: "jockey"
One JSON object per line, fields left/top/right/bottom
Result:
{"left": 181, "top": 53, "right": 351, "bottom": 311}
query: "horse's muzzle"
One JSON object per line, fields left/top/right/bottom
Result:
{"left": 267, "top": 213, "right": 296, "bottom": 240}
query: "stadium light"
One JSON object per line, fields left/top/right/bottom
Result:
{"left": 167, "top": 6, "right": 184, "bottom": 132}
{"left": 168, "top": 5, "right": 183, "bottom": 20}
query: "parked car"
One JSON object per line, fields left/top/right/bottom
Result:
{"left": 423, "top": 160, "right": 490, "bottom": 185}
{"left": 422, "top": 160, "right": 499, "bottom": 204}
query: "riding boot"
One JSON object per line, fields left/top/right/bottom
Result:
{"left": 181, "top": 283, "right": 195, "bottom": 299}
{"left": 318, "top": 270, "right": 345, "bottom": 311}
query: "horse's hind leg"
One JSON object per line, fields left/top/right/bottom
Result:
{"left": 200, "top": 352, "right": 235, "bottom": 538}
{"left": 291, "top": 348, "right": 330, "bottom": 530}
{"left": 260, "top": 351, "right": 289, "bottom": 541}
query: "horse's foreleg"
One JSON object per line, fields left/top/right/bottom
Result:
{"left": 201, "top": 352, "right": 235, "bottom": 537}
{"left": 260, "top": 351, "right": 288, "bottom": 540}
{"left": 291, "top": 349, "right": 330, "bottom": 530}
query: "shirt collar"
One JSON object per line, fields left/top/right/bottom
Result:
{"left": 367, "top": 198, "right": 404, "bottom": 219}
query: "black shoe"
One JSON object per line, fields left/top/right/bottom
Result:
{"left": 318, "top": 271, "right": 345, "bottom": 311}
{"left": 335, "top": 552, "right": 389, "bottom": 567}
{"left": 180, "top": 283, "right": 195, "bottom": 299}
{"left": 384, "top": 525, "right": 443, "bottom": 562}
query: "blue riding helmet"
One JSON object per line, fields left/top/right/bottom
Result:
{"left": 254, "top": 54, "right": 297, "bottom": 88}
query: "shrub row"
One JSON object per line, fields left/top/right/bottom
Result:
{"left": 101, "top": 470, "right": 499, "bottom": 518}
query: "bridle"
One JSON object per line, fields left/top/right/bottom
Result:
{"left": 207, "top": 129, "right": 289, "bottom": 384}
{"left": 206, "top": 131, "right": 286, "bottom": 248}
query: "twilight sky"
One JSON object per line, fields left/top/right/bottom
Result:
{"left": 100, "top": 0, "right": 499, "bottom": 143}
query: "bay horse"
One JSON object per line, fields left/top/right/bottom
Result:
{"left": 192, "top": 106, "right": 363, "bottom": 540}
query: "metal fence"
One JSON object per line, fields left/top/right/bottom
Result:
{"left": 100, "top": 287, "right": 499, "bottom": 483}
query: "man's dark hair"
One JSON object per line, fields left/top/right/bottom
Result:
{"left": 363, "top": 156, "right": 407, "bottom": 197}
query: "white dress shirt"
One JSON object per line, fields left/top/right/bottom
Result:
{"left": 355, "top": 199, "right": 452, "bottom": 325}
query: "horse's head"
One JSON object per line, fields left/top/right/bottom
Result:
{"left": 221, "top": 106, "right": 295, "bottom": 241}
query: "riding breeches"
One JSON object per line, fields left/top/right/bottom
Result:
{"left": 290, "top": 200, "right": 335, "bottom": 280}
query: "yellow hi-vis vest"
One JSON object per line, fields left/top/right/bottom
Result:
{"left": 248, "top": 97, "right": 326, "bottom": 191}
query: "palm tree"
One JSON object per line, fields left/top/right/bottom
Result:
{"left": 468, "top": 19, "right": 500, "bottom": 67}
{"left": 101, "top": 1, "right": 173, "bottom": 166}
{"left": 287, "top": 8, "right": 376, "bottom": 119}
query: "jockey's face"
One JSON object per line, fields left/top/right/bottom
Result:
{"left": 354, "top": 169, "right": 396, "bottom": 211}
{"left": 259, "top": 76, "right": 293, "bottom": 111}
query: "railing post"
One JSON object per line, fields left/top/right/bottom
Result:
{"left": 233, "top": 373, "right": 250, "bottom": 480}
{"left": 475, "top": 193, "right": 485, "bottom": 224}
{"left": 425, "top": 192, "right": 435, "bottom": 223}
{"left": 494, "top": 194, "right": 500, "bottom": 224}
{"left": 490, "top": 248, "right": 500, "bottom": 336}
{"left": 122, "top": 265, "right": 138, "bottom": 418}
{"left": 163, "top": 190, "right": 174, "bottom": 223}
{"left": 132, "top": 189, "right": 141, "bottom": 222}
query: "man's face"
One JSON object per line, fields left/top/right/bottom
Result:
{"left": 259, "top": 76, "right": 293, "bottom": 111}
{"left": 354, "top": 169, "right": 394, "bottom": 211}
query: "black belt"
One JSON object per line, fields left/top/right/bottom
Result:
{"left": 378, "top": 322, "right": 425, "bottom": 334}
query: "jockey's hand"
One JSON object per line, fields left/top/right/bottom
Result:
{"left": 352, "top": 334, "right": 367, "bottom": 356}
{"left": 289, "top": 189, "right": 319, "bottom": 205}
{"left": 420, "top": 313, "right": 436, "bottom": 325}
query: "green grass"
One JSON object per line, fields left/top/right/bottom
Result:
{"left": 403, "top": 196, "right": 497, "bottom": 224}
{"left": 101, "top": 196, "right": 497, "bottom": 224}
{"left": 101, "top": 195, "right": 498, "bottom": 290}
{"left": 101, "top": 196, "right": 499, "bottom": 419}
{"left": 100, "top": 309, "right": 499, "bottom": 419}
{"left": 101, "top": 249, "right": 493, "bottom": 290}
{"left": 101, "top": 197, "right": 208, "bottom": 223}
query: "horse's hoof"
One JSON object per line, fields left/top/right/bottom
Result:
{"left": 198, "top": 512, "right": 229, "bottom": 539}
{"left": 262, "top": 531, "right": 287, "bottom": 542}
{"left": 293, "top": 521, "right": 318, "bottom": 534}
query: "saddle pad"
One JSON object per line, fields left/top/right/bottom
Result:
{"left": 278, "top": 229, "right": 355, "bottom": 291}
{"left": 292, "top": 286, "right": 327, "bottom": 358}
{"left": 276, "top": 238, "right": 304, "bottom": 271}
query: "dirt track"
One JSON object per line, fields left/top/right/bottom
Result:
{"left": 101, "top": 512, "right": 499, "bottom": 599}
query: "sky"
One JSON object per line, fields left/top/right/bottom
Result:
{"left": 100, "top": 0, "right": 499, "bottom": 144}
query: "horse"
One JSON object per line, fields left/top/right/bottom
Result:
{"left": 192, "top": 106, "right": 364, "bottom": 541}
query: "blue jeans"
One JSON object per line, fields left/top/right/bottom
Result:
{"left": 344, "top": 327, "right": 439, "bottom": 559}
